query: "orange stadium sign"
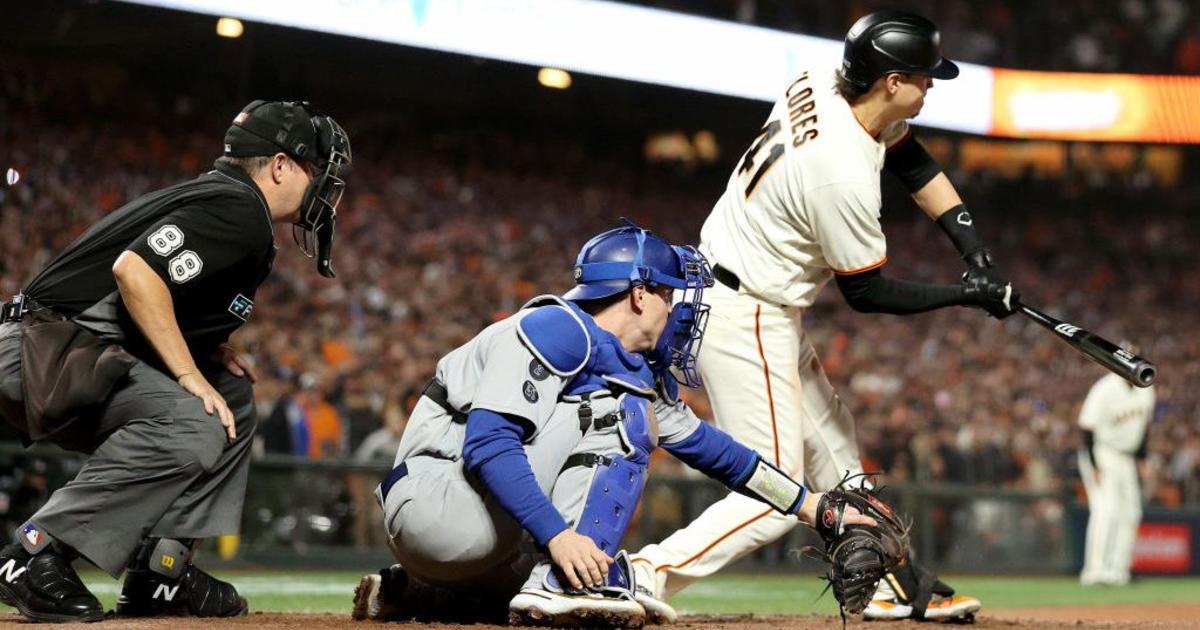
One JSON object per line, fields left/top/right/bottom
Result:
{"left": 991, "top": 69, "right": 1200, "bottom": 143}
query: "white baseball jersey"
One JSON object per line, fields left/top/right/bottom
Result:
{"left": 635, "top": 70, "right": 937, "bottom": 603}
{"left": 700, "top": 67, "right": 909, "bottom": 307}
{"left": 1078, "top": 373, "right": 1155, "bottom": 454}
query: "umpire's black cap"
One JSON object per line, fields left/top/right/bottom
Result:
{"left": 838, "top": 10, "right": 959, "bottom": 92}
{"left": 224, "top": 100, "right": 338, "bottom": 169}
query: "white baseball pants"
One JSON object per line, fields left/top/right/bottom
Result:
{"left": 1078, "top": 445, "right": 1142, "bottom": 585}
{"left": 634, "top": 281, "right": 862, "bottom": 597}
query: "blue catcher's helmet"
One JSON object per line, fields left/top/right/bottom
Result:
{"left": 564, "top": 220, "right": 714, "bottom": 387}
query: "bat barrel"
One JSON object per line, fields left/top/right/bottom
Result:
{"left": 1133, "top": 362, "right": 1156, "bottom": 388}
{"left": 1018, "top": 302, "right": 1157, "bottom": 388}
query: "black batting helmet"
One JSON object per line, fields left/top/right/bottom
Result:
{"left": 837, "top": 10, "right": 959, "bottom": 92}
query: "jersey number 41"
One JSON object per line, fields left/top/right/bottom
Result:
{"left": 737, "top": 120, "right": 783, "bottom": 198}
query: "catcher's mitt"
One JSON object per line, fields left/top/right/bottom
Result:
{"left": 811, "top": 473, "right": 910, "bottom": 617}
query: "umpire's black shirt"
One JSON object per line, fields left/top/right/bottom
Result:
{"left": 23, "top": 161, "right": 276, "bottom": 368}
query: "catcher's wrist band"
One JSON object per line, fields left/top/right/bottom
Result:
{"left": 741, "top": 458, "right": 808, "bottom": 515}
{"left": 936, "top": 203, "right": 988, "bottom": 260}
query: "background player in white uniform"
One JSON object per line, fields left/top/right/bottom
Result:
{"left": 351, "top": 224, "right": 877, "bottom": 627}
{"left": 632, "top": 11, "right": 1019, "bottom": 623}
{"left": 1078, "top": 370, "right": 1156, "bottom": 586}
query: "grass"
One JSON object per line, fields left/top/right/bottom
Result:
{"left": 5, "top": 572, "right": 1199, "bottom": 616}
{"left": 669, "top": 575, "right": 1200, "bottom": 615}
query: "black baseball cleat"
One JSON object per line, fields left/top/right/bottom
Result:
{"left": 0, "top": 543, "right": 105, "bottom": 623}
{"left": 116, "top": 563, "right": 247, "bottom": 617}
{"left": 351, "top": 563, "right": 509, "bottom": 624}
{"left": 115, "top": 538, "right": 247, "bottom": 618}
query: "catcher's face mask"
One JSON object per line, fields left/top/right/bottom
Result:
{"left": 651, "top": 245, "right": 713, "bottom": 388}
{"left": 564, "top": 220, "right": 713, "bottom": 388}
{"left": 225, "top": 100, "right": 352, "bottom": 278}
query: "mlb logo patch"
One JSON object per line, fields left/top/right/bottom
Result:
{"left": 19, "top": 522, "right": 49, "bottom": 554}
{"left": 22, "top": 523, "right": 39, "bottom": 547}
{"left": 228, "top": 294, "right": 255, "bottom": 321}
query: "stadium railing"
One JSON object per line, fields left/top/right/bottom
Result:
{"left": 2, "top": 444, "right": 1197, "bottom": 575}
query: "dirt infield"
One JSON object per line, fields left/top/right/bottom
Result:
{"left": 5, "top": 605, "right": 1200, "bottom": 630}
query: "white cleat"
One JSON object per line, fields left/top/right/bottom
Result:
{"left": 862, "top": 598, "right": 914, "bottom": 621}
{"left": 509, "top": 587, "right": 647, "bottom": 629}
{"left": 633, "top": 584, "right": 678, "bottom": 625}
{"left": 921, "top": 595, "right": 982, "bottom": 621}
{"left": 628, "top": 556, "right": 675, "bottom": 625}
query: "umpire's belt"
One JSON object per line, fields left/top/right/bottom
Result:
{"left": 422, "top": 378, "right": 467, "bottom": 424}
{"left": 713, "top": 264, "right": 741, "bottom": 291}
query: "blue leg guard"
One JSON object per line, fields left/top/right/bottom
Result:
{"left": 575, "top": 394, "right": 654, "bottom": 554}
{"left": 543, "top": 395, "right": 654, "bottom": 597}
{"left": 574, "top": 454, "right": 645, "bottom": 555}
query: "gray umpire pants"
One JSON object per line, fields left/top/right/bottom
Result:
{"left": 0, "top": 322, "right": 257, "bottom": 577}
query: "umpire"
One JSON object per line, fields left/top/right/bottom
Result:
{"left": 0, "top": 100, "right": 351, "bottom": 622}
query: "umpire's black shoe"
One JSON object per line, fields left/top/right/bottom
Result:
{"left": 0, "top": 543, "right": 105, "bottom": 623}
{"left": 116, "top": 563, "right": 248, "bottom": 618}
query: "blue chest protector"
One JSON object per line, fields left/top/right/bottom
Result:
{"left": 517, "top": 295, "right": 675, "bottom": 404}
{"left": 559, "top": 301, "right": 656, "bottom": 399}
{"left": 519, "top": 298, "right": 659, "bottom": 598}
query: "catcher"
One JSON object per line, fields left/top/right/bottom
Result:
{"left": 352, "top": 223, "right": 904, "bottom": 626}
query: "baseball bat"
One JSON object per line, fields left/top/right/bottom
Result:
{"left": 1018, "top": 302, "right": 1156, "bottom": 388}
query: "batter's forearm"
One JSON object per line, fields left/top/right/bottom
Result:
{"left": 112, "top": 251, "right": 199, "bottom": 379}
{"left": 836, "top": 269, "right": 967, "bottom": 315}
{"left": 884, "top": 142, "right": 995, "bottom": 264}
{"left": 911, "top": 173, "right": 963, "bottom": 220}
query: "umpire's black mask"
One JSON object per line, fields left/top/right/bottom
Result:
{"left": 224, "top": 100, "right": 352, "bottom": 278}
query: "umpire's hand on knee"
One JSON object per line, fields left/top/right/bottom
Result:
{"left": 547, "top": 530, "right": 613, "bottom": 590}
{"left": 177, "top": 372, "right": 237, "bottom": 443}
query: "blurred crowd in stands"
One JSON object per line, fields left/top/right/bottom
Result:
{"left": 636, "top": 0, "right": 1200, "bottom": 74}
{"left": 1, "top": 57, "right": 1198, "bottom": 528}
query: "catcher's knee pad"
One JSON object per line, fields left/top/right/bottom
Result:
{"left": 616, "top": 393, "right": 656, "bottom": 463}
{"left": 883, "top": 554, "right": 953, "bottom": 617}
